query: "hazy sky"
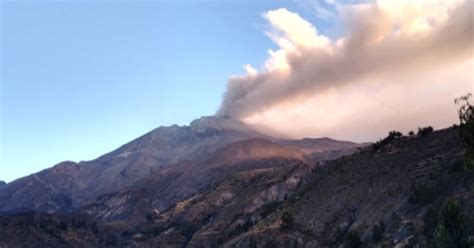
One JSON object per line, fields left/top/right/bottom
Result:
{"left": 1, "top": 0, "right": 472, "bottom": 182}
{"left": 1, "top": 0, "right": 339, "bottom": 182}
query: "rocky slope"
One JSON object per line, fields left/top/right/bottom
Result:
{"left": 224, "top": 128, "right": 474, "bottom": 247}
{"left": 0, "top": 116, "right": 361, "bottom": 215}
{"left": 0, "top": 116, "right": 266, "bottom": 213}
{"left": 0, "top": 212, "right": 101, "bottom": 247}
{"left": 81, "top": 138, "right": 360, "bottom": 222}
{"left": 1, "top": 127, "right": 471, "bottom": 247}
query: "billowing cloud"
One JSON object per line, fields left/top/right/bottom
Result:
{"left": 217, "top": 0, "right": 473, "bottom": 141}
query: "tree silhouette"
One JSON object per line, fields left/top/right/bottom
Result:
{"left": 455, "top": 93, "right": 473, "bottom": 170}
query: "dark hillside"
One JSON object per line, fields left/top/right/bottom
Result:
{"left": 0, "top": 127, "right": 471, "bottom": 247}
{"left": 224, "top": 127, "right": 474, "bottom": 247}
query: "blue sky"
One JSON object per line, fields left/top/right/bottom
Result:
{"left": 0, "top": 0, "right": 341, "bottom": 182}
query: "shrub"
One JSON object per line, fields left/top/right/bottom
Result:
{"left": 104, "top": 234, "right": 118, "bottom": 246}
{"left": 249, "top": 238, "right": 258, "bottom": 248}
{"left": 280, "top": 211, "right": 294, "bottom": 230}
{"left": 389, "top": 131, "right": 403, "bottom": 138}
{"left": 242, "top": 219, "right": 253, "bottom": 232}
{"left": 171, "top": 220, "right": 198, "bottom": 239}
{"left": 347, "top": 231, "right": 363, "bottom": 248}
{"left": 408, "top": 131, "right": 415, "bottom": 136}
{"left": 260, "top": 202, "right": 279, "bottom": 218}
{"left": 372, "top": 220, "right": 386, "bottom": 242}
{"left": 372, "top": 131, "right": 403, "bottom": 151}
{"left": 58, "top": 221, "right": 68, "bottom": 231}
{"left": 409, "top": 184, "right": 437, "bottom": 205}
{"left": 424, "top": 206, "right": 440, "bottom": 246}
{"left": 418, "top": 126, "right": 434, "bottom": 136}
{"left": 434, "top": 197, "right": 472, "bottom": 248}
{"left": 145, "top": 213, "right": 155, "bottom": 223}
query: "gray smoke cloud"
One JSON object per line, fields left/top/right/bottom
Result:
{"left": 217, "top": 0, "right": 473, "bottom": 120}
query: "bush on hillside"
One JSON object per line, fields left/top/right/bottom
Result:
{"left": 409, "top": 184, "right": 438, "bottom": 205}
{"left": 418, "top": 126, "right": 434, "bottom": 136}
{"left": 347, "top": 231, "right": 363, "bottom": 248}
{"left": 373, "top": 131, "right": 403, "bottom": 151}
{"left": 280, "top": 211, "right": 294, "bottom": 230}
{"left": 372, "top": 220, "right": 386, "bottom": 242}
{"left": 433, "top": 197, "right": 473, "bottom": 248}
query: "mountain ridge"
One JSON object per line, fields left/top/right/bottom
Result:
{"left": 0, "top": 115, "right": 363, "bottom": 215}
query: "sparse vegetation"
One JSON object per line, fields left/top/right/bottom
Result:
{"left": 372, "top": 130, "right": 403, "bottom": 150}
{"left": 425, "top": 206, "right": 441, "bottom": 246}
{"left": 371, "top": 220, "right": 386, "bottom": 242}
{"left": 347, "top": 231, "right": 363, "bottom": 248}
{"left": 280, "top": 211, "right": 294, "bottom": 230}
{"left": 455, "top": 93, "right": 474, "bottom": 170}
{"left": 145, "top": 213, "right": 155, "bottom": 223}
{"left": 104, "top": 234, "right": 118, "bottom": 246}
{"left": 390, "top": 130, "right": 403, "bottom": 138}
{"left": 418, "top": 126, "right": 434, "bottom": 136}
{"left": 409, "top": 183, "right": 438, "bottom": 205}
{"left": 249, "top": 237, "right": 258, "bottom": 248}
{"left": 433, "top": 197, "right": 473, "bottom": 248}
{"left": 0, "top": 212, "right": 102, "bottom": 246}
{"left": 171, "top": 220, "right": 199, "bottom": 240}
{"left": 260, "top": 202, "right": 279, "bottom": 218}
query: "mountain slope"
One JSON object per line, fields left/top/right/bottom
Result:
{"left": 0, "top": 116, "right": 361, "bottom": 214}
{"left": 0, "top": 116, "right": 268, "bottom": 213}
{"left": 81, "top": 138, "right": 361, "bottom": 221}
{"left": 224, "top": 128, "right": 474, "bottom": 247}
{"left": 90, "top": 127, "right": 471, "bottom": 247}
{"left": 1, "top": 127, "right": 469, "bottom": 247}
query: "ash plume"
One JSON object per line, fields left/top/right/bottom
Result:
{"left": 217, "top": 0, "right": 473, "bottom": 122}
